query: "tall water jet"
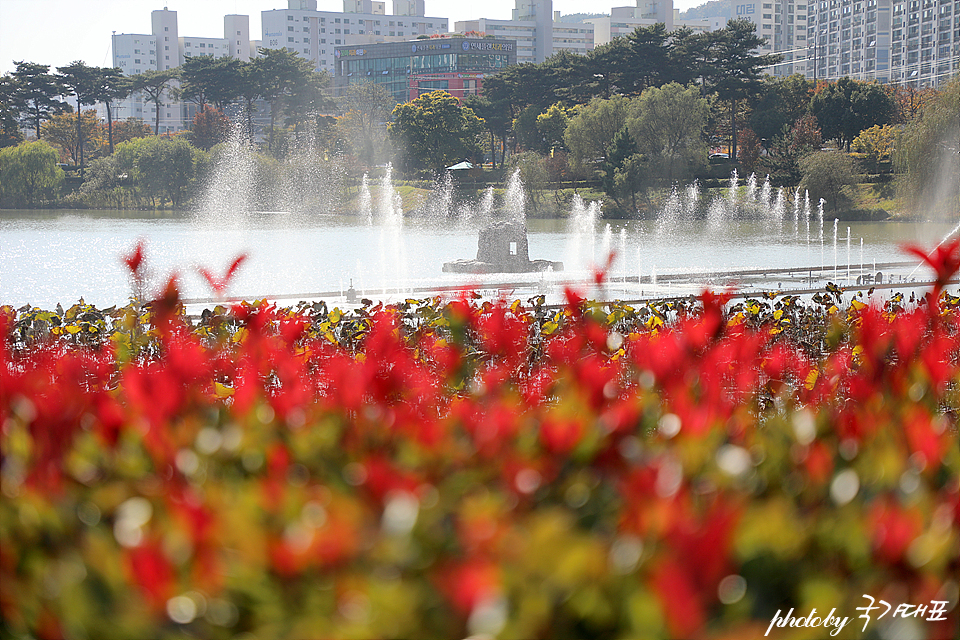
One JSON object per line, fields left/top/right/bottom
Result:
{"left": 804, "top": 191, "right": 811, "bottom": 241}
{"left": 197, "top": 122, "right": 258, "bottom": 227}
{"left": 745, "top": 172, "right": 757, "bottom": 205}
{"left": 685, "top": 180, "right": 700, "bottom": 217}
{"left": 659, "top": 185, "right": 683, "bottom": 236}
{"left": 846, "top": 227, "right": 851, "bottom": 282}
{"left": 793, "top": 186, "right": 801, "bottom": 235}
{"left": 567, "top": 194, "right": 600, "bottom": 271}
{"left": 504, "top": 169, "right": 525, "bottom": 222}
{"left": 359, "top": 174, "right": 372, "bottom": 223}
{"left": 600, "top": 224, "right": 613, "bottom": 270}
{"left": 477, "top": 186, "right": 495, "bottom": 222}
{"left": 426, "top": 170, "right": 455, "bottom": 220}
{"left": 377, "top": 164, "right": 406, "bottom": 290}
{"left": 726, "top": 169, "right": 740, "bottom": 215}
{"left": 833, "top": 218, "right": 839, "bottom": 279}
{"left": 773, "top": 188, "right": 786, "bottom": 225}
{"left": 759, "top": 175, "right": 772, "bottom": 210}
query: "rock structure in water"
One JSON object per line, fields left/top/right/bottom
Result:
{"left": 443, "top": 220, "right": 563, "bottom": 274}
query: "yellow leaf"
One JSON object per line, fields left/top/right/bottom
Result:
{"left": 329, "top": 308, "right": 342, "bottom": 324}
{"left": 214, "top": 382, "right": 235, "bottom": 398}
{"left": 66, "top": 325, "right": 81, "bottom": 334}
{"left": 804, "top": 369, "right": 819, "bottom": 390}
{"left": 232, "top": 327, "right": 249, "bottom": 344}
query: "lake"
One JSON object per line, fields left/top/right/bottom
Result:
{"left": 1, "top": 209, "right": 956, "bottom": 310}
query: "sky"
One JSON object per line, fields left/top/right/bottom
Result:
{"left": 0, "top": 0, "right": 705, "bottom": 75}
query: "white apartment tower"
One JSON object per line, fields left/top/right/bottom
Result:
{"left": 806, "top": 0, "right": 895, "bottom": 82}
{"left": 261, "top": 0, "right": 448, "bottom": 73}
{"left": 889, "top": 0, "right": 960, "bottom": 87}
{"left": 112, "top": 9, "right": 257, "bottom": 133}
{"left": 728, "top": 0, "right": 810, "bottom": 77}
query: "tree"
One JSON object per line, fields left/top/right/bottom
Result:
{"left": 701, "top": 19, "right": 782, "bottom": 161}
{"left": 762, "top": 115, "right": 822, "bottom": 186}
{"left": 0, "top": 74, "right": 25, "bottom": 148}
{"left": 749, "top": 74, "right": 814, "bottom": 145}
{"left": 599, "top": 126, "right": 644, "bottom": 212}
{"left": 131, "top": 69, "right": 179, "bottom": 135}
{"left": 895, "top": 76, "right": 960, "bottom": 220}
{"left": 282, "top": 70, "right": 334, "bottom": 134}
{"left": 628, "top": 82, "right": 709, "bottom": 185}
{"left": 564, "top": 94, "right": 634, "bottom": 176}
{"left": 851, "top": 124, "right": 896, "bottom": 173}
{"left": 337, "top": 81, "right": 396, "bottom": 167}
{"left": 41, "top": 110, "right": 104, "bottom": 165}
{"left": 89, "top": 67, "right": 131, "bottom": 155}
{"left": 623, "top": 24, "right": 673, "bottom": 95}
{"left": 57, "top": 61, "right": 101, "bottom": 176}
{"left": 190, "top": 105, "right": 230, "bottom": 150}
{"left": 463, "top": 94, "right": 511, "bottom": 168}
{"left": 535, "top": 103, "right": 572, "bottom": 154}
{"left": 799, "top": 151, "right": 857, "bottom": 214}
{"left": 112, "top": 118, "right": 154, "bottom": 145}
{"left": 179, "top": 55, "right": 220, "bottom": 108}
{"left": 738, "top": 128, "right": 763, "bottom": 173}
{"left": 115, "top": 135, "right": 205, "bottom": 208}
{"left": 255, "top": 48, "right": 315, "bottom": 152}
{"left": 886, "top": 83, "right": 938, "bottom": 124}
{"left": 810, "top": 78, "right": 895, "bottom": 151}
{"left": 0, "top": 141, "right": 64, "bottom": 207}
{"left": 388, "top": 90, "right": 484, "bottom": 175}
{"left": 10, "top": 61, "right": 68, "bottom": 139}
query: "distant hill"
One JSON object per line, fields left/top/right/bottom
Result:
{"left": 679, "top": 0, "right": 730, "bottom": 20}
{"left": 558, "top": 13, "right": 608, "bottom": 23}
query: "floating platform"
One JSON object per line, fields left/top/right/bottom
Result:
{"left": 441, "top": 220, "right": 563, "bottom": 274}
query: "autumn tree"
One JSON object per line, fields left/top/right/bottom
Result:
{"left": 810, "top": 78, "right": 894, "bottom": 151}
{"left": 190, "top": 105, "right": 230, "bottom": 150}
{"left": 851, "top": 124, "right": 896, "bottom": 173}
{"left": 40, "top": 110, "right": 104, "bottom": 165}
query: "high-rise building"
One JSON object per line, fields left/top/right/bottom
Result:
{"left": 457, "top": 0, "right": 722, "bottom": 66}
{"left": 786, "top": 0, "right": 957, "bottom": 88}
{"left": 888, "top": 0, "right": 960, "bottom": 87}
{"left": 261, "top": 0, "right": 449, "bottom": 74}
{"left": 728, "top": 0, "right": 811, "bottom": 77}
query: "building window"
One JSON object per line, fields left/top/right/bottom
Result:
{"left": 165, "top": 26, "right": 169, "bottom": 31}
{"left": 289, "top": 26, "right": 294, "bottom": 31}
{"left": 288, "top": 37, "right": 295, "bottom": 42}
{"left": 288, "top": 15, "right": 293, "bottom": 20}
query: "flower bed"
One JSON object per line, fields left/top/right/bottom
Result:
{"left": 1, "top": 242, "right": 958, "bottom": 639}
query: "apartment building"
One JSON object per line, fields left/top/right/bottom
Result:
{"left": 457, "top": 0, "right": 723, "bottom": 66}
{"left": 261, "top": 0, "right": 449, "bottom": 74}
{"left": 111, "top": 8, "right": 257, "bottom": 132}
{"left": 888, "top": 0, "right": 960, "bottom": 87}
{"left": 804, "top": 0, "right": 957, "bottom": 87}
{"left": 727, "top": 0, "right": 811, "bottom": 77}
{"left": 587, "top": 4, "right": 724, "bottom": 47}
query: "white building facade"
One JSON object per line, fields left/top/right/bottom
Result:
{"left": 457, "top": 0, "right": 723, "bottom": 66}
{"left": 112, "top": 8, "right": 258, "bottom": 133}
{"left": 261, "top": 0, "right": 449, "bottom": 73}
